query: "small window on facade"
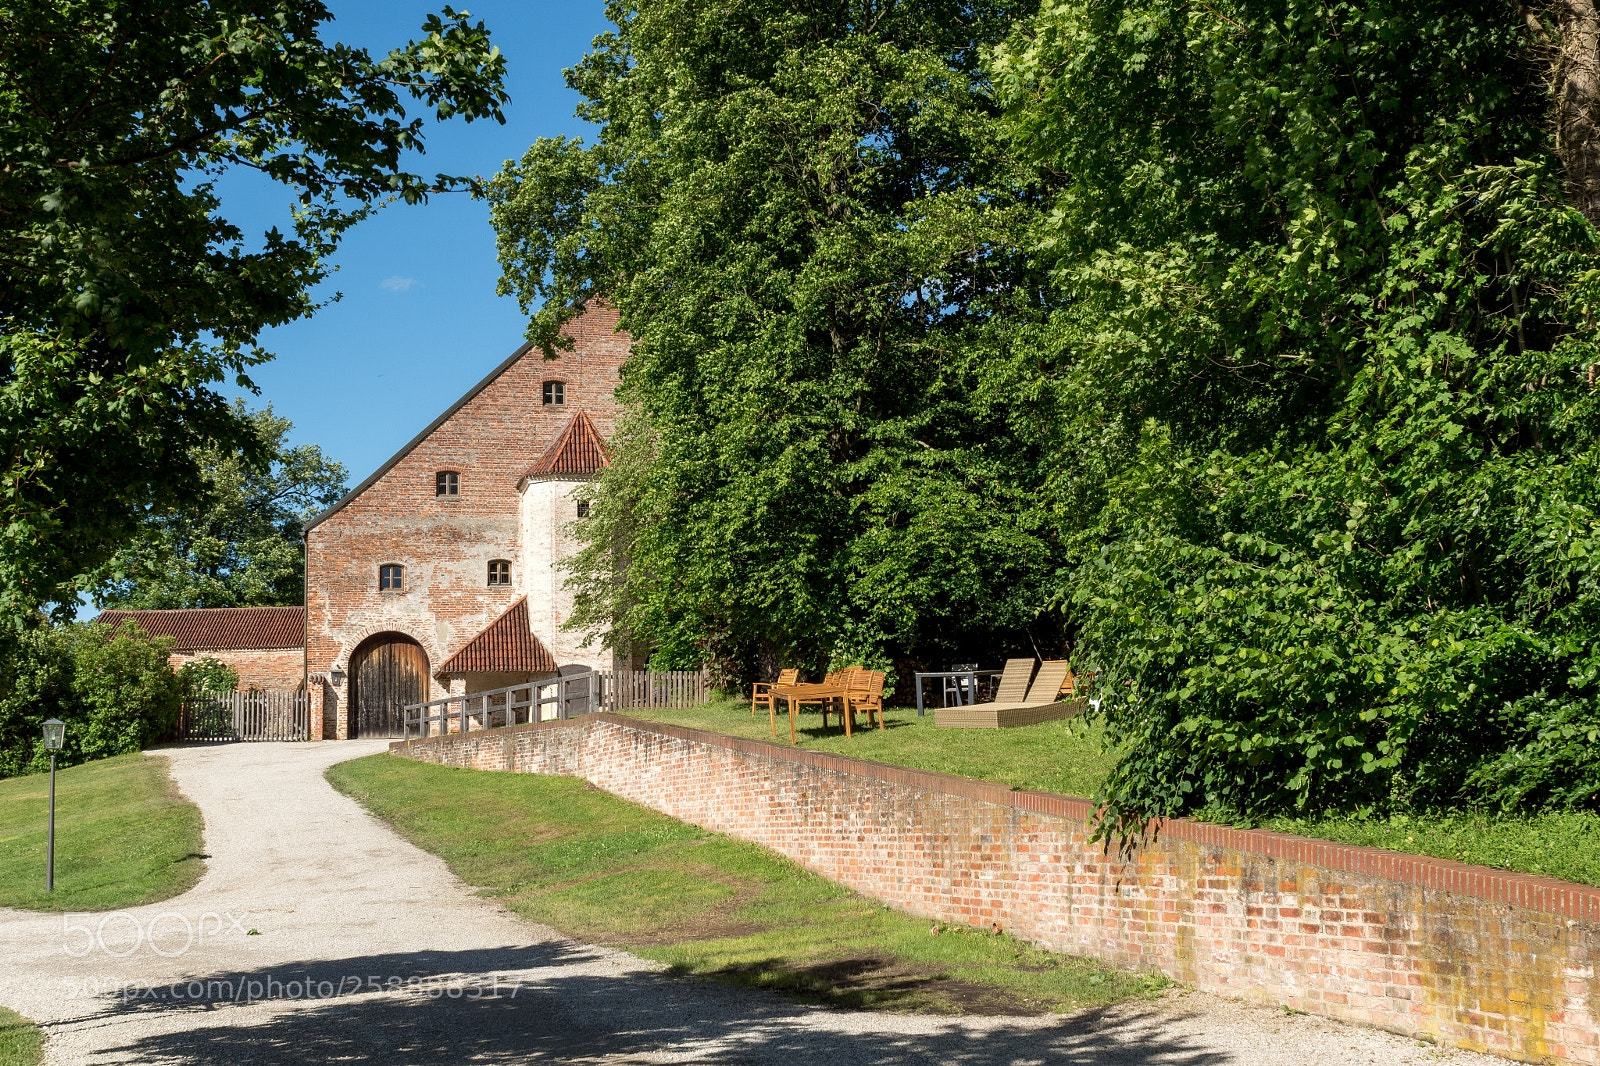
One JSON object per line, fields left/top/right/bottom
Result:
{"left": 436, "top": 471, "right": 459, "bottom": 496}
{"left": 379, "top": 564, "right": 404, "bottom": 591}
{"left": 542, "top": 381, "right": 566, "bottom": 406}
{"left": 576, "top": 499, "right": 591, "bottom": 518}
{"left": 487, "top": 560, "right": 511, "bottom": 586}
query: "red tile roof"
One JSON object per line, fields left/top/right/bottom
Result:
{"left": 95, "top": 607, "right": 306, "bottom": 651}
{"left": 437, "top": 598, "right": 556, "bottom": 676}
{"left": 522, "top": 411, "right": 608, "bottom": 481}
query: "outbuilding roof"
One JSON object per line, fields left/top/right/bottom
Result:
{"left": 521, "top": 411, "right": 609, "bottom": 482}
{"left": 436, "top": 597, "right": 556, "bottom": 677}
{"left": 95, "top": 607, "right": 306, "bottom": 651}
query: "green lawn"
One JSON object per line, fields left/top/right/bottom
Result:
{"left": 0, "top": 1008, "right": 41, "bottom": 1066}
{"left": 328, "top": 753, "right": 1165, "bottom": 1014}
{"left": 626, "top": 698, "right": 1600, "bottom": 891}
{"left": 1263, "top": 809, "right": 1600, "bottom": 888}
{"left": 0, "top": 753, "right": 205, "bottom": 911}
{"left": 627, "top": 698, "right": 1118, "bottom": 799}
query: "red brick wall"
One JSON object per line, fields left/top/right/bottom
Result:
{"left": 394, "top": 714, "right": 1600, "bottom": 1065}
{"left": 169, "top": 648, "right": 303, "bottom": 691}
{"left": 306, "top": 305, "right": 629, "bottom": 735}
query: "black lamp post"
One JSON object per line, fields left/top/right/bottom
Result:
{"left": 42, "top": 719, "right": 64, "bottom": 892}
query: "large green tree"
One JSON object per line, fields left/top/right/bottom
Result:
{"left": 0, "top": 1, "right": 505, "bottom": 622}
{"left": 91, "top": 403, "right": 346, "bottom": 609}
{"left": 489, "top": 0, "right": 1051, "bottom": 682}
{"left": 993, "top": 0, "right": 1600, "bottom": 831}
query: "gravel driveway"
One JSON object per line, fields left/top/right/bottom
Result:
{"left": 0, "top": 741, "right": 1501, "bottom": 1065}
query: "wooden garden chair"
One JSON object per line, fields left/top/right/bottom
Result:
{"left": 1061, "top": 668, "right": 1095, "bottom": 698}
{"left": 799, "top": 666, "right": 858, "bottom": 726}
{"left": 751, "top": 668, "right": 799, "bottom": 717}
{"left": 841, "top": 669, "right": 887, "bottom": 736}
{"left": 814, "top": 666, "right": 860, "bottom": 732}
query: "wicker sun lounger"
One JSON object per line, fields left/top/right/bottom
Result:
{"left": 990, "top": 657, "right": 1036, "bottom": 705}
{"left": 934, "top": 659, "right": 1085, "bottom": 728}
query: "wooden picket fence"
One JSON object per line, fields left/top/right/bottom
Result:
{"left": 180, "top": 690, "right": 308, "bottom": 742}
{"left": 601, "top": 669, "right": 709, "bottom": 711}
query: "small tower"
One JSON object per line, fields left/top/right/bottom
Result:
{"left": 517, "top": 412, "right": 609, "bottom": 670}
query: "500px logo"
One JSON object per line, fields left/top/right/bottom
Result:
{"left": 62, "top": 911, "right": 250, "bottom": 958}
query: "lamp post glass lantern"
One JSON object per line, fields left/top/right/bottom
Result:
{"left": 42, "top": 718, "right": 64, "bottom": 892}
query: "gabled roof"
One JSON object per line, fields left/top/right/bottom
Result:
{"left": 521, "top": 411, "right": 609, "bottom": 483}
{"left": 96, "top": 607, "right": 306, "bottom": 651}
{"left": 303, "top": 339, "right": 536, "bottom": 534}
{"left": 436, "top": 597, "right": 556, "bottom": 677}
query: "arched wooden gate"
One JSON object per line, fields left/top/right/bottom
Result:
{"left": 350, "top": 634, "right": 429, "bottom": 738}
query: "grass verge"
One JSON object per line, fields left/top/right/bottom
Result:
{"left": 627, "top": 698, "right": 1117, "bottom": 800}
{"left": 1263, "top": 809, "right": 1600, "bottom": 888}
{"left": 328, "top": 753, "right": 1164, "bottom": 1014}
{"left": 0, "top": 753, "right": 205, "bottom": 911}
{"left": 628, "top": 698, "right": 1600, "bottom": 890}
{"left": 0, "top": 1008, "right": 41, "bottom": 1066}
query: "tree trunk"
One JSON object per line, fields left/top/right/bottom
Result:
{"left": 1556, "top": 1, "right": 1600, "bottom": 224}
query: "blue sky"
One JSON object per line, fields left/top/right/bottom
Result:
{"left": 225, "top": 0, "right": 612, "bottom": 484}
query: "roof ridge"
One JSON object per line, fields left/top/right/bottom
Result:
{"left": 305, "top": 304, "right": 626, "bottom": 534}
{"left": 437, "top": 597, "right": 557, "bottom": 677}
{"left": 302, "top": 339, "right": 536, "bottom": 534}
{"left": 100, "top": 605, "right": 304, "bottom": 614}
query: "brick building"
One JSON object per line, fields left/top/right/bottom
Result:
{"left": 298, "top": 303, "right": 629, "bottom": 738}
{"left": 96, "top": 606, "right": 306, "bottom": 690}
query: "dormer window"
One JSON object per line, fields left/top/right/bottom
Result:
{"left": 379, "top": 564, "right": 404, "bottom": 591}
{"left": 436, "top": 471, "right": 459, "bottom": 497}
{"left": 487, "top": 560, "right": 511, "bottom": 586}
{"left": 542, "top": 381, "right": 566, "bottom": 406}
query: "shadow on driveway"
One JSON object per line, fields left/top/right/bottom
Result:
{"left": 94, "top": 941, "right": 1222, "bottom": 1065}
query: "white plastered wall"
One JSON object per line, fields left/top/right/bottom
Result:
{"left": 518, "top": 476, "right": 609, "bottom": 671}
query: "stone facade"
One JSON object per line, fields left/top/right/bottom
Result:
{"left": 395, "top": 714, "right": 1600, "bottom": 1066}
{"left": 304, "top": 305, "right": 629, "bottom": 738}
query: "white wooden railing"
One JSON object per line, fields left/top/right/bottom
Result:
{"left": 403, "top": 671, "right": 600, "bottom": 741}
{"left": 401, "top": 668, "right": 712, "bottom": 741}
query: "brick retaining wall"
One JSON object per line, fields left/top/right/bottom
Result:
{"left": 390, "top": 713, "right": 1600, "bottom": 1064}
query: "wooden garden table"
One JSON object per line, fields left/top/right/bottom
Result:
{"left": 768, "top": 680, "right": 850, "bottom": 744}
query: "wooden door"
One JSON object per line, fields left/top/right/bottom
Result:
{"left": 351, "top": 637, "right": 428, "bottom": 738}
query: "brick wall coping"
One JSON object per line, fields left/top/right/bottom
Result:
{"left": 391, "top": 711, "right": 1600, "bottom": 922}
